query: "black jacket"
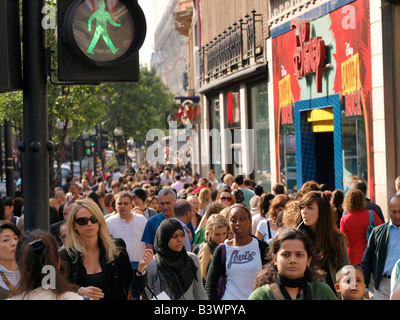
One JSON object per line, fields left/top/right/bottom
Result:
{"left": 60, "top": 238, "right": 145, "bottom": 300}
{"left": 361, "top": 222, "right": 390, "bottom": 289}
{"left": 205, "top": 237, "right": 269, "bottom": 300}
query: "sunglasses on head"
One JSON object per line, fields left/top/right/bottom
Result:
{"left": 75, "top": 216, "right": 99, "bottom": 226}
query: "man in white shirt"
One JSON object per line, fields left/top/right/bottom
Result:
{"left": 171, "top": 174, "right": 184, "bottom": 193}
{"left": 207, "top": 169, "right": 219, "bottom": 191}
{"left": 160, "top": 169, "right": 173, "bottom": 186}
{"left": 106, "top": 191, "right": 147, "bottom": 270}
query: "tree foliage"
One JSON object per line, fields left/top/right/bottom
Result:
{"left": 104, "top": 65, "right": 174, "bottom": 141}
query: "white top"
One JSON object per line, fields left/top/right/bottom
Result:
{"left": 256, "top": 219, "right": 277, "bottom": 241}
{"left": 0, "top": 265, "right": 19, "bottom": 290}
{"left": 8, "top": 287, "right": 84, "bottom": 300}
{"left": 106, "top": 213, "right": 147, "bottom": 262}
{"left": 252, "top": 213, "right": 266, "bottom": 236}
{"left": 222, "top": 237, "right": 262, "bottom": 300}
{"left": 171, "top": 180, "right": 184, "bottom": 193}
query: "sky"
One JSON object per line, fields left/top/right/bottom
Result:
{"left": 138, "top": 0, "right": 170, "bottom": 67}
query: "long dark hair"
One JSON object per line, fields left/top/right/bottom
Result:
{"left": 253, "top": 228, "right": 314, "bottom": 289}
{"left": 10, "top": 229, "right": 77, "bottom": 299}
{"left": 258, "top": 193, "right": 275, "bottom": 218}
{"left": 299, "top": 191, "right": 348, "bottom": 270}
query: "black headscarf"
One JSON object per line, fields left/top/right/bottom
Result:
{"left": 154, "top": 219, "right": 198, "bottom": 299}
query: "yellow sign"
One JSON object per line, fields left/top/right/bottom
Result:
{"left": 278, "top": 74, "right": 292, "bottom": 107}
{"left": 341, "top": 53, "right": 361, "bottom": 94}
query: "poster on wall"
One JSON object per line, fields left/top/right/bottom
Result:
{"left": 271, "top": 0, "right": 374, "bottom": 199}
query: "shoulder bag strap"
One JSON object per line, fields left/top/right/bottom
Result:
{"left": 266, "top": 283, "right": 285, "bottom": 300}
{"left": 369, "top": 210, "right": 376, "bottom": 227}
{"left": 220, "top": 243, "right": 226, "bottom": 270}
{"left": 0, "top": 271, "right": 16, "bottom": 292}
{"left": 267, "top": 220, "right": 272, "bottom": 239}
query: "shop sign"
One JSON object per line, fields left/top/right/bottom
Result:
{"left": 291, "top": 18, "right": 326, "bottom": 93}
{"left": 341, "top": 53, "right": 362, "bottom": 117}
{"left": 170, "top": 97, "right": 201, "bottom": 126}
{"left": 279, "top": 74, "right": 294, "bottom": 125}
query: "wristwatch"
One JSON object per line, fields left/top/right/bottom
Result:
{"left": 136, "top": 269, "right": 147, "bottom": 277}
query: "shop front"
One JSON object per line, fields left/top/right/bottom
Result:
{"left": 271, "top": 0, "right": 374, "bottom": 198}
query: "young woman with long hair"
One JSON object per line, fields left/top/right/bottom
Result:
{"left": 197, "top": 214, "right": 229, "bottom": 283}
{"left": 298, "top": 191, "right": 350, "bottom": 296}
{"left": 249, "top": 228, "right": 337, "bottom": 300}
{"left": 205, "top": 204, "right": 269, "bottom": 300}
{"left": 60, "top": 199, "right": 149, "bottom": 300}
{"left": 8, "top": 229, "right": 82, "bottom": 300}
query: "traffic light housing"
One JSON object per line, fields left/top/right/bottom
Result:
{"left": 64, "top": 141, "right": 72, "bottom": 161}
{"left": 0, "top": 0, "right": 22, "bottom": 92}
{"left": 57, "top": 0, "right": 146, "bottom": 83}
{"left": 98, "top": 127, "right": 109, "bottom": 150}
{"left": 73, "top": 139, "right": 83, "bottom": 161}
{"left": 82, "top": 138, "right": 94, "bottom": 156}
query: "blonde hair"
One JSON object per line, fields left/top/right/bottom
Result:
{"left": 198, "top": 214, "right": 229, "bottom": 280}
{"left": 198, "top": 188, "right": 212, "bottom": 203}
{"left": 65, "top": 199, "right": 119, "bottom": 263}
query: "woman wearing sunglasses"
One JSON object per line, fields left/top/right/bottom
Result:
{"left": 60, "top": 199, "right": 149, "bottom": 300}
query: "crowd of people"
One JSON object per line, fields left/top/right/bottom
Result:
{"left": 1, "top": 164, "right": 400, "bottom": 301}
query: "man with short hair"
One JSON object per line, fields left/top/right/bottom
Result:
{"left": 3, "top": 197, "right": 17, "bottom": 225}
{"left": 50, "top": 200, "right": 75, "bottom": 246}
{"left": 171, "top": 175, "right": 184, "bottom": 193}
{"left": 173, "top": 199, "right": 194, "bottom": 252}
{"left": 272, "top": 183, "right": 286, "bottom": 195}
{"left": 208, "top": 169, "right": 219, "bottom": 191}
{"left": 234, "top": 175, "right": 255, "bottom": 208}
{"left": 131, "top": 187, "right": 157, "bottom": 219}
{"left": 141, "top": 188, "right": 176, "bottom": 250}
{"left": 362, "top": 194, "right": 400, "bottom": 300}
{"left": 106, "top": 191, "right": 147, "bottom": 270}
{"left": 352, "top": 180, "right": 385, "bottom": 223}
{"left": 69, "top": 183, "right": 81, "bottom": 200}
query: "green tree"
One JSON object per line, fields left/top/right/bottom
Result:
{"left": 104, "top": 65, "right": 174, "bottom": 142}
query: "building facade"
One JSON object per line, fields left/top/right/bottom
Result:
{"left": 195, "top": 0, "right": 270, "bottom": 190}
{"left": 162, "top": 0, "right": 399, "bottom": 218}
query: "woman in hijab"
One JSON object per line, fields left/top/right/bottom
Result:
{"left": 145, "top": 219, "right": 207, "bottom": 300}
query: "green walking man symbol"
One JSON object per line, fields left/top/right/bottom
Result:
{"left": 87, "top": 0, "right": 121, "bottom": 55}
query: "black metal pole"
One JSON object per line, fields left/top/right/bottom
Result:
{"left": 4, "top": 120, "right": 15, "bottom": 199}
{"left": 22, "top": 0, "right": 50, "bottom": 231}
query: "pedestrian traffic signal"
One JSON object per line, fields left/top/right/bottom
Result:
{"left": 57, "top": 0, "right": 146, "bottom": 83}
{"left": 0, "top": 0, "right": 22, "bottom": 91}
{"left": 83, "top": 138, "right": 93, "bottom": 156}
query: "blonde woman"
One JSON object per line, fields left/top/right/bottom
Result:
{"left": 60, "top": 199, "right": 151, "bottom": 300}
{"left": 196, "top": 214, "right": 229, "bottom": 283}
{"left": 187, "top": 194, "right": 202, "bottom": 231}
{"left": 198, "top": 188, "right": 212, "bottom": 216}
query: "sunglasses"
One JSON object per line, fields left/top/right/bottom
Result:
{"left": 220, "top": 197, "right": 233, "bottom": 202}
{"left": 75, "top": 216, "right": 99, "bottom": 226}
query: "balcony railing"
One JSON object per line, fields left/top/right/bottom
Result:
{"left": 200, "top": 10, "right": 263, "bottom": 84}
